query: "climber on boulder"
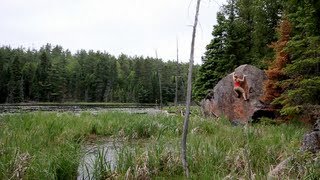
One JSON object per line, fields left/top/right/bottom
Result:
{"left": 201, "top": 65, "right": 267, "bottom": 122}
{"left": 232, "top": 72, "right": 248, "bottom": 101}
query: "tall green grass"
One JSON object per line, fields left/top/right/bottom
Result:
{"left": 0, "top": 111, "right": 317, "bottom": 179}
{"left": 0, "top": 111, "right": 181, "bottom": 179}
{"left": 115, "top": 117, "right": 311, "bottom": 179}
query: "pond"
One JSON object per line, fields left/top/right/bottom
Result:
{"left": 0, "top": 104, "right": 168, "bottom": 116}
{"left": 77, "top": 140, "right": 121, "bottom": 180}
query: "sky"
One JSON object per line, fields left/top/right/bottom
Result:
{"left": 0, "top": 0, "right": 226, "bottom": 64}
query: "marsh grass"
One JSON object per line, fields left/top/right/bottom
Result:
{"left": 0, "top": 110, "right": 317, "bottom": 179}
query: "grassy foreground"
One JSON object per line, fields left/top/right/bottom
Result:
{"left": 0, "top": 110, "right": 318, "bottom": 179}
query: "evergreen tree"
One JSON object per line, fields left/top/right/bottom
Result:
{"left": 0, "top": 45, "right": 190, "bottom": 104}
{"left": 36, "top": 51, "right": 52, "bottom": 101}
{"left": 194, "top": 0, "right": 246, "bottom": 100}
{"left": 7, "top": 56, "right": 24, "bottom": 103}
{"left": 0, "top": 47, "right": 11, "bottom": 103}
{"left": 262, "top": 17, "right": 292, "bottom": 107}
{"left": 50, "top": 45, "right": 68, "bottom": 102}
{"left": 194, "top": 0, "right": 283, "bottom": 100}
{"left": 94, "top": 52, "right": 115, "bottom": 102}
{"left": 276, "top": 0, "right": 320, "bottom": 121}
{"left": 22, "top": 49, "right": 38, "bottom": 101}
{"left": 251, "top": 0, "right": 283, "bottom": 66}
{"left": 22, "top": 62, "right": 36, "bottom": 101}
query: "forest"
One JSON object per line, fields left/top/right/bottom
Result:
{"left": 1, "top": 0, "right": 320, "bottom": 179}
{"left": 0, "top": 44, "right": 196, "bottom": 104}
{"left": 194, "top": 0, "right": 320, "bottom": 121}
{"left": 0, "top": 0, "right": 319, "bottom": 122}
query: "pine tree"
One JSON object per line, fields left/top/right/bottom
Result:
{"left": 262, "top": 17, "right": 291, "bottom": 106}
{"left": 194, "top": 0, "right": 284, "bottom": 101}
{"left": 7, "top": 55, "right": 24, "bottom": 103}
{"left": 22, "top": 62, "right": 36, "bottom": 101}
{"left": 0, "top": 47, "right": 11, "bottom": 103}
{"left": 0, "top": 45, "right": 189, "bottom": 104}
{"left": 276, "top": 1, "right": 320, "bottom": 121}
{"left": 251, "top": 0, "right": 283, "bottom": 66}
{"left": 50, "top": 45, "right": 68, "bottom": 102}
{"left": 194, "top": 0, "right": 245, "bottom": 100}
{"left": 37, "top": 51, "right": 52, "bottom": 101}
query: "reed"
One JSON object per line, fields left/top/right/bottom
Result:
{"left": 0, "top": 110, "right": 316, "bottom": 179}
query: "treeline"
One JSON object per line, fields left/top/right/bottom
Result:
{"left": 0, "top": 44, "right": 194, "bottom": 104}
{"left": 195, "top": 0, "right": 320, "bottom": 121}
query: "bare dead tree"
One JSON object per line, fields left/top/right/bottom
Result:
{"left": 174, "top": 37, "right": 179, "bottom": 106}
{"left": 158, "top": 71, "right": 163, "bottom": 109}
{"left": 244, "top": 125, "right": 253, "bottom": 180}
{"left": 181, "top": 0, "right": 201, "bottom": 178}
{"left": 155, "top": 49, "right": 163, "bottom": 109}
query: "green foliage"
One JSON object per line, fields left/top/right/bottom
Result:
{"left": 275, "top": 1, "right": 320, "bottom": 120}
{"left": 251, "top": 0, "right": 283, "bottom": 66}
{"left": 273, "top": 151, "right": 320, "bottom": 179}
{"left": 0, "top": 111, "right": 311, "bottom": 179}
{"left": 194, "top": 0, "right": 282, "bottom": 100}
{"left": 36, "top": 50, "right": 52, "bottom": 101}
{"left": 7, "top": 55, "right": 24, "bottom": 103}
{"left": 0, "top": 45, "right": 194, "bottom": 104}
{"left": 193, "top": 0, "right": 319, "bottom": 122}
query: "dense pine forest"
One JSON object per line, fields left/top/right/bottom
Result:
{"left": 1, "top": 0, "right": 319, "bottom": 122}
{"left": 0, "top": 44, "right": 195, "bottom": 104}
{"left": 1, "top": 0, "right": 320, "bottom": 179}
{"left": 194, "top": 0, "right": 320, "bottom": 121}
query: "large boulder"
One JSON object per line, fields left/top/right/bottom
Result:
{"left": 301, "top": 119, "right": 320, "bottom": 153}
{"left": 201, "top": 64, "right": 273, "bottom": 123}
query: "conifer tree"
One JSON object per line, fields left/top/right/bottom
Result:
{"left": 37, "top": 51, "right": 52, "bottom": 101}
{"left": 0, "top": 45, "right": 190, "bottom": 104}
{"left": 262, "top": 17, "right": 291, "bottom": 107}
{"left": 50, "top": 45, "right": 68, "bottom": 102}
{"left": 194, "top": 0, "right": 244, "bottom": 100}
{"left": 251, "top": 0, "right": 283, "bottom": 66}
{"left": 7, "top": 55, "right": 24, "bottom": 103}
{"left": 276, "top": 1, "right": 320, "bottom": 121}
{"left": 0, "top": 47, "right": 11, "bottom": 103}
{"left": 194, "top": 0, "right": 283, "bottom": 101}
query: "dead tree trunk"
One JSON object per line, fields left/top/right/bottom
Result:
{"left": 155, "top": 50, "right": 163, "bottom": 109}
{"left": 158, "top": 71, "right": 163, "bottom": 109}
{"left": 181, "top": 0, "right": 201, "bottom": 178}
{"left": 174, "top": 38, "right": 179, "bottom": 106}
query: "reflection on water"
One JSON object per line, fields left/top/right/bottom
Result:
{"left": 77, "top": 141, "right": 121, "bottom": 180}
{"left": 0, "top": 105, "right": 168, "bottom": 116}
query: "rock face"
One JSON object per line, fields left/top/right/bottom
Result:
{"left": 301, "top": 119, "right": 320, "bottom": 153}
{"left": 201, "top": 64, "right": 272, "bottom": 123}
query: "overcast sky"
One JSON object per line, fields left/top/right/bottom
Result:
{"left": 0, "top": 0, "right": 226, "bottom": 64}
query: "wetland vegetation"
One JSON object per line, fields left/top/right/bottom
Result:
{"left": 1, "top": 109, "right": 318, "bottom": 179}
{"left": 1, "top": 0, "right": 320, "bottom": 179}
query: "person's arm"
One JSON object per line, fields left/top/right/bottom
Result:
{"left": 232, "top": 72, "right": 236, "bottom": 81}
{"left": 239, "top": 74, "right": 247, "bottom": 82}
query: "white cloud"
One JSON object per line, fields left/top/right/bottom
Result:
{"left": 0, "top": 0, "right": 226, "bottom": 64}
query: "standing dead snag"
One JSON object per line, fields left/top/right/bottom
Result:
{"left": 174, "top": 38, "right": 179, "bottom": 107}
{"left": 181, "top": 0, "right": 201, "bottom": 178}
{"left": 155, "top": 49, "right": 163, "bottom": 109}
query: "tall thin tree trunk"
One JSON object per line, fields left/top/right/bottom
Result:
{"left": 158, "top": 71, "right": 162, "bottom": 109}
{"left": 174, "top": 38, "right": 179, "bottom": 106}
{"left": 85, "top": 88, "right": 89, "bottom": 102}
{"left": 181, "top": 0, "right": 201, "bottom": 178}
{"left": 174, "top": 76, "right": 178, "bottom": 106}
{"left": 155, "top": 50, "right": 163, "bottom": 109}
